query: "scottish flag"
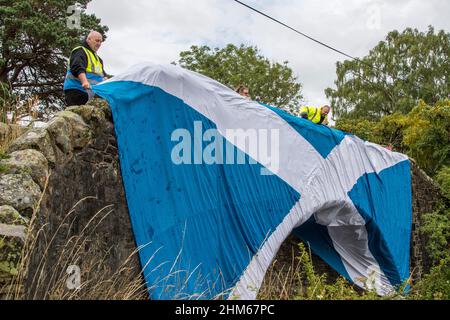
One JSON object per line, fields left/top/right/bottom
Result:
{"left": 92, "top": 63, "right": 412, "bottom": 299}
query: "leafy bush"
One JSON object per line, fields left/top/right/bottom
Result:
{"left": 409, "top": 257, "right": 450, "bottom": 300}
{"left": 292, "top": 243, "right": 397, "bottom": 300}
{"left": 420, "top": 204, "right": 450, "bottom": 263}
{"left": 335, "top": 99, "right": 450, "bottom": 177}
{"left": 403, "top": 100, "right": 450, "bottom": 175}
{"left": 435, "top": 166, "right": 450, "bottom": 200}
{"left": 334, "top": 118, "right": 381, "bottom": 143}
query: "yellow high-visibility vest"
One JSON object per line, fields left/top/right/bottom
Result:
{"left": 69, "top": 46, "right": 104, "bottom": 76}
{"left": 300, "top": 106, "right": 327, "bottom": 124}
{"left": 64, "top": 46, "right": 104, "bottom": 93}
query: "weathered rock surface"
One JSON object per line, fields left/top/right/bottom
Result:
{"left": 0, "top": 149, "right": 48, "bottom": 190}
{"left": 0, "top": 102, "right": 143, "bottom": 299}
{"left": 0, "top": 205, "right": 29, "bottom": 225}
{"left": 0, "top": 174, "right": 41, "bottom": 218}
{"left": 8, "top": 128, "right": 57, "bottom": 165}
{"left": 53, "top": 110, "right": 92, "bottom": 149}
{"left": 44, "top": 116, "right": 73, "bottom": 155}
{"left": 23, "top": 103, "right": 143, "bottom": 299}
{"left": 0, "top": 206, "right": 27, "bottom": 289}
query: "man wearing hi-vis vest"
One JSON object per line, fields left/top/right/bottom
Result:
{"left": 299, "top": 105, "right": 331, "bottom": 125}
{"left": 64, "top": 31, "right": 108, "bottom": 106}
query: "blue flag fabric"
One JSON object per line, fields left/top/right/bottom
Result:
{"left": 93, "top": 63, "right": 412, "bottom": 299}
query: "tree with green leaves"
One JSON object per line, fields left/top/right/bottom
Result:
{"left": 403, "top": 99, "right": 450, "bottom": 176}
{"left": 325, "top": 26, "right": 449, "bottom": 119}
{"left": 335, "top": 99, "right": 450, "bottom": 177}
{"left": 0, "top": 0, "right": 108, "bottom": 113}
{"left": 177, "top": 44, "right": 303, "bottom": 110}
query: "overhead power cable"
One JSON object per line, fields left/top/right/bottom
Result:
{"left": 232, "top": 0, "right": 358, "bottom": 60}
{"left": 232, "top": 0, "right": 442, "bottom": 100}
{"left": 231, "top": 0, "right": 380, "bottom": 70}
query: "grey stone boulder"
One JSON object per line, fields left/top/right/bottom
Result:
{"left": 0, "top": 206, "right": 27, "bottom": 282}
{"left": 55, "top": 111, "right": 93, "bottom": 149}
{"left": 66, "top": 104, "right": 107, "bottom": 126}
{"left": 8, "top": 128, "right": 56, "bottom": 165}
{"left": 0, "top": 174, "right": 41, "bottom": 218}
{"left": 0, "top": 149, "right": 49, "bottom": 190}
{"left": 0, "top": 205, "right": 28, "bottom": 226}
{"left": 44, "top": 116, "right": 72, "bottom": 155}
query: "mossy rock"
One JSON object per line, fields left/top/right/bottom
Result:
{"left": 0, "top": 205, "right": 28, "bottom": 226}
{"left": 0, "top": 149, "right": 48, "bottom": 190}
{"left": 0, "top": 234, "right": 24, "bottom": 279}
{"left": 66, "top": 104, "right": 107, "bottom": 125}
{"left": 0, "top": 174, "right": 41, "bottom": 219}
{"left": 54, "top": 111, "right": 93, "bottom": 149}
{"left": 8, "top": 128, "right": 56, "bottom": 164}
{"left": 0, "top": 206, "right": 27, "bottom": 281}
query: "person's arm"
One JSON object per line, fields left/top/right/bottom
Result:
{"left": 299, "top": 107, "right": 309, "bottom": 119}
{"left": 77, "top": 73, "right": 90, "bottom": 89}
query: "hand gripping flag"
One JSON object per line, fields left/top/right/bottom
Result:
{"left": 92, "top": 63, "right": 412, "bottom": 299}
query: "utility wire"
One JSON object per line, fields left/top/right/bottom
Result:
{"left": 232, "top": 0, "right": 381, "bottom": 71}
{"left": 232, "top": 0, "right": 442, "bottom": 99}
{"left": 232, "top": 0, "right": 358, "bottom": 61}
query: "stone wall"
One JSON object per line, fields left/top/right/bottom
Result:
{"left": 409, "top": 160, "right": 446, "bottom": 281}
{"left": 0, "top": 103, "right": 143, "bottom": 299}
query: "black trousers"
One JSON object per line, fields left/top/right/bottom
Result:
{"left": 64, "top": 89, "right": 89, "bottom": 107}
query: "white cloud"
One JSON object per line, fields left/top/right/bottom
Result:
{"left": 86, "top": 0, "right": 449, "bottom": 107}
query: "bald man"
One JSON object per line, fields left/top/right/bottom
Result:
{"left": 64, "top": 31, "right": 109, "bottom": 106}
{"left": 299, "top": 105, "right": 330, "bottom": 125}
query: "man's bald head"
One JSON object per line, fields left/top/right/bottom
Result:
{"left": 86, "top": 31, "right": 103, "bottom": 52}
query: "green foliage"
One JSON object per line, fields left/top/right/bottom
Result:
{"left": 334, "top": 118, "right": 381, "bottom": 142}
{"left": 335, "top": 112, "right": 409, "bottom": 152}
{"left": 409, "top": 257, "right": 450, "bottom": 300}
{"left": 0, "top": 0, "right": 108, "bottom": 110}
{"left": 403, "top": 100, "right": 450, "bottom": 175}
{"left": 177, "top": 44, "right": 303, "bottom": 109}
{"left": 420, "top": 204, "right": 450, "bottom": 263}
{"left": 435, "top": 166, "right": 450, "bottom": 200}
{"left": 293, "top": 242, "right": 396, "bottom": 300}
{"left": 376, "top": 113, "right": 409, "bottom": 151}
{"left": 335, "top": 100, "right": 450, "bottom": 176}
{"left": 326, "top": 26, "right": 450, "bottom": 119}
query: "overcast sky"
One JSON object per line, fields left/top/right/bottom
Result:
{"left": 85, "top": 0, "right": 449, "bottom": 107}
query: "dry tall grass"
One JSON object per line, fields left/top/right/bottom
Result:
{"left": 0, "top": 96, "right": 40, "bottom": 154}
{"left": 257, "top": 246, "right": 304, "bottom": 299}
{"left": 2, "top": 175, "right": 149, "bottom": 300}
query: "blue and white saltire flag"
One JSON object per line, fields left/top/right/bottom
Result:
{"left": 92, "top": 63, "right": 412, "bottom": 299}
